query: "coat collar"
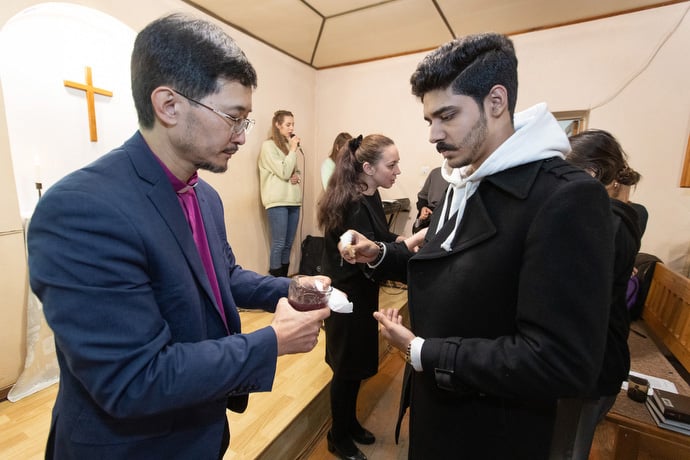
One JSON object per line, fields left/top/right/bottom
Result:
{"left": 482, "top": 159, "right": 544, "bottom": 200}
{"left": 417, "top": 160, "right": 545, "bottom": 258}
{"left": 126, "top": 131, "right": 164, "bottom": 186}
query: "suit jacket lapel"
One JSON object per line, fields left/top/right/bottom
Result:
{"left": 126, "top": 133, "right": 224, "bottom": 327}
{"left": 196, "top": 186, "right": 241, "bottom": 333}
{"left": 148, "top": 182, "right": 218, "bottom": 305}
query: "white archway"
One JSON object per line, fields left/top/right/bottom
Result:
{"left": 0, "top": 2, "right": 137, "bottom": 400}
{"left": 0, "top": 2, "right": 137, "bottom": 217}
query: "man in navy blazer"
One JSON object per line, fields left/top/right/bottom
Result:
{"left": 28, "top": 14, "right": 329, "bottom": 460}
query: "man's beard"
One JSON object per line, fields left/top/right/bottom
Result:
{"left": 196, "top": 161, "right": 228, "bottom": 174}
{"left": 440, "top": 111, "right": 488, "bottom": 169}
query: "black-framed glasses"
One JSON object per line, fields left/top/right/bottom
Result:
{"left": 172, "top": 89, "right": 255, "bottom": 135}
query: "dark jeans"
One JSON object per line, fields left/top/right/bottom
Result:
{"left": 266, "top": 205, "right": 300, "bottom": 270}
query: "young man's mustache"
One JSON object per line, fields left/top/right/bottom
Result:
{"left": 436, "top": 142, "right": 457, "bottom": 153}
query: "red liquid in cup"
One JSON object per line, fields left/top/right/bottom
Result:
{"left": 287, "top": 298, "right": 329, "bottom": 311}
{"left": 288, "top": 276, "right": 331, "bottom": 311}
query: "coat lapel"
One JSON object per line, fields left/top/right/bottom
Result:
{"left": 361, "top": 191, "right": 390, "bottom": 237}
{"left": 125, "top": 133, "right": 224, "bottom": 328}
{"left": 418, "top": 161, "right": 544, "bottom": 258}
{"left": 147, "top": 182, "right": 217, "bottom": 305}
{"left": 196, "top": 186, "right": 242, "bottom": 333}
{"left": 419, "top": 192, "right": 496, "bottom": 258}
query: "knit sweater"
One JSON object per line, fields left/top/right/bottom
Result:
{"left": 258, "top": 139, "right": 302, "bottom": 208}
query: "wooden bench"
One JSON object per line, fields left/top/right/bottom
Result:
{"left": 592, "top": 263, "right": 690, "bottom": 459}
{"left": 642, "top": 262, "right": 690, "bottom": 374}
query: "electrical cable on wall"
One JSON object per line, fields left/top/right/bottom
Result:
{"left": 590, "top": 4, "right": 689, "bottom": 110}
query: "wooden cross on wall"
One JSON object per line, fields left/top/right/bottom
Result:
{"left": 64, "top": 66, "right": 113, "bottom": 142}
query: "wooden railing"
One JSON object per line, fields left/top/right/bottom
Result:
{"left": 642, "top": 263, "right": 690, "bottom": 373}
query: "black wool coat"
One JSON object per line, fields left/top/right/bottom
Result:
{"left": 596, "top": 199, "right": 641, "bottom": 395}
{"left": 375, "top": 158, "right": 614, "bottom": 459}
{"left": 322, "top": 191, "right": 398, "bottom": 379}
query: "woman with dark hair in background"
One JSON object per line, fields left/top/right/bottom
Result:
{"left": 562, "top": 128, "right": 643, "bottom": 459}
{"left": 321, "top": 132, "right": 353, "bottom": 189}
{"left": 317, "top": 134, "right": 413, "bottom": 460}
{"left": 259, "top": 110, "right": 302, "bottom": 277}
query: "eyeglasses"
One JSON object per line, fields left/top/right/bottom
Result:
{"left": 172, "top": 89, "right": 255, "bottom": 135}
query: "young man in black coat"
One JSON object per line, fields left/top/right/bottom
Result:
{"left": 340, "top": 33, "right": 614, "bottom": 459}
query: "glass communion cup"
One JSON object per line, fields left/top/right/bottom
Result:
{"left": 287, "top": 275, "right": 332, "bottom": 311}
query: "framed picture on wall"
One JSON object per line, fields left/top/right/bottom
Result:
{"left": 553, "top": 110, "right": 588, "bottom": 136}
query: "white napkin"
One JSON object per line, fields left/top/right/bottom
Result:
{"left": 339, "top": 231, "right": 353, "bottom": 246}
{"left": 328, "top": 287, "right": 353, "bottom": 313}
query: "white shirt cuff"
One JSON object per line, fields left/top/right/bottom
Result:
{"left": 410, "top": 336, "right": 424, "bottom": 372}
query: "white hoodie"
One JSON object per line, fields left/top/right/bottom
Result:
{"left": 435, "top": 103, "right": 571, "bottom": 251}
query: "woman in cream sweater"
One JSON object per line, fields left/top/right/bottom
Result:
{"left": 258, "top": 110, "right": 302, "bottom": 277}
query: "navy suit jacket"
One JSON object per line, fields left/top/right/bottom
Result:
{"left": 28, "top": 132, "right": 289, "bottom": 459}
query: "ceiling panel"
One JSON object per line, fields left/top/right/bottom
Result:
{"left": 191, "top": 0, "right": 323, "bottom": 63}
{"left": 305, "top": 0, "right": 389, "bottom": 17}
{"left": 438, "top": 0, "right": 676, "bottom": 36}
{"left": 313, "top": 0, "right": 453, "bottom": 67}
{"left": 184, "top": 0, "right": 682, "bottom": 68}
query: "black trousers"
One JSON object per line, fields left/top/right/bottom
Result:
{"left": 330, "top": 376, "right": 362, "bottom": 439}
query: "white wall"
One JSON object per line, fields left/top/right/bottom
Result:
{"left": 514, "top": 3, "right": 690, "bottom": 272}
{"left": 315, "top": 2, "right": 690, "bottom": 273}
{"left": 314, "top": 57, "right": 438, "bottom": 235}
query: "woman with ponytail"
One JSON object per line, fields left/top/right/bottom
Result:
{"left": 563, "top": 129, "right": 643, "bottom": 458}
{"left": 317, "top": 134, "right": 404, "bottom": 460}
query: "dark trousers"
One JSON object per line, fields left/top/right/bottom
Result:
{"left": 330, "top": 376, "right": 362, "bottom": 439}
{"left": 219, "top": 418, "right": 230, "bottom": 460}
